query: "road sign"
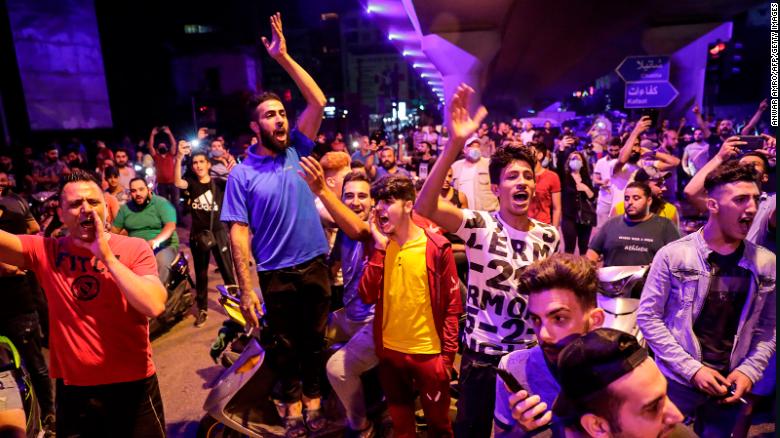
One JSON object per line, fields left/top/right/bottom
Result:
{"left": 624, "top": 81, "right": 679, "bottom": 108}
{"left": 616, "top": 56, "right": 670, "bottom": 82}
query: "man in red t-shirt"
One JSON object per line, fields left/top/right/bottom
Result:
{"left": 528, "top": 142, "right": 562, "bottom": 226}
{"left": 149, "top": 126, "right": 180, "bottom": 221}
{"left": 0, "top": 170, "right": 167, "bottom": 437}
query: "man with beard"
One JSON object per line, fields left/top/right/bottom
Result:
{"left": 415, "top": 85, "right": 560, "bottom": 438}
{"left": 638, "top": 161, "right": 776, "bottom": 437}
{"left": 220, "top": 13, "right": 330, "bottom": 437}
{"left": 450, "top": 135, "right": 499, "bottom": 212}
{"left": 681, "top": 129, "right": 710, "bottom": 177}
{"left": 32, "top": 145, "right": 70, "bottom": 192}
{"left": 493, "top": 253, "right": 605, "bottom": 437}
{"left": 298, "top": 160, "right": 382, "bottom": 437}
{"left": 112, "top": 177, "right": 179, "bottom": 286}
{"left": 692, "top": 104, "right": 736, "bottom": 161}
{"left": 371, "top": 146, "right": 410, "bottom": 180}
{"left": 587, "top": 181, "right": 679, "bottom": 267}
{"left": 114, "top": 148, "right": 137, "bottom": 190}
{"left": 551, "top": 329, "right": 686, "bottom": 438}
{"left": 0, "top": 170, "right": 167, "bottom": 437}
{"left": 592, "top": 138, "right": 622, "bottom": 229}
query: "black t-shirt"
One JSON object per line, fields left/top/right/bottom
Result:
{"left": 411, "top": 155, "right": 437, "bottom": 179}
{"left": 589, "top": 215, "right": 680, "bottom": 267}
{"left": 183, "top": 177, "right": 226, "bottom": 234}
{"left": 706, "top": 134, "right": 726, "bottom": 161}
{"left": 693, "top": 244, "right": 751, "bottom": 372}
{"left": 0, "top": 193, "right": 37, "bottom": 318}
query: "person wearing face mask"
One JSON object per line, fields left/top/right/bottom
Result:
{"left": 561, "top": 152, "right": 596, "bottom": 255}
{"left": 450, "top": 136, "right": 499, "bottom": 212}
{"left": 528, "top": 142, "right": 562, "bottom": 227}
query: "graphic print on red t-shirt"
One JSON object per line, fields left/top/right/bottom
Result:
{"left": 19, "top": 233, "right": 159, "bottom": 386}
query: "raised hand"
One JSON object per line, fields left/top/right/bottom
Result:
{"left": 716, "top": 136, "right": 745, "bottom": 161}
{"left": 262, "top": 12, "right": 287, "bottom": 60}
{"left": 449, "top": 84, "right": 488, "bottom": 142}
{"left": 692, "top": 104, "right": 701, "bottom": 115}
{"left": 71, "top": 210, "right": 114, "bottom": 264}
{"left": 632, "top": 116, "right": 653, "bottom": 135}
{"left": 758, "top": 98, "right": 769, "bottom": 112}
{"left": 297, "top": 155, "right": 326, "bottom": 196}
{"left": 151, "top": 127, "right": 159, "bottom": 136}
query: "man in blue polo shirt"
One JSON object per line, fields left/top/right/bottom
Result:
{"left": 220, "top": 12, "right": 330, "bottom": 437}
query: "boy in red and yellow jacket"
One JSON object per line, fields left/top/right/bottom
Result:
{"left": 359, "top": 175, "right": 462, "bottom": 438}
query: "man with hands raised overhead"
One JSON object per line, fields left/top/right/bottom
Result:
{"left": 415, "top": 85, "right": 560, "bottom": 437}
{"left": 220, "top": 12, "right": 330, "bottom": 438}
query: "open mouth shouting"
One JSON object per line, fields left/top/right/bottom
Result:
{"left": 737, "top": 215, "right": 754, "bottom": 233}
{"left": 511, "top": 190, "right": 530, "bottom": 205}
{"left": 274, "top": 128, "right": 287, "bottom": 143}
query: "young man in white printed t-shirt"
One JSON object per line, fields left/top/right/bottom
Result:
{"left": 416, "top": 84, "right": 560, "bottom": 438}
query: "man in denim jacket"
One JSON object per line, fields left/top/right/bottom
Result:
{"left": 638, "top": 160, "right": 775, "bottom": 437}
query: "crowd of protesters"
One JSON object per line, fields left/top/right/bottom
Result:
{"left": 0, "top": 11, "right": 775, "bottom": 438}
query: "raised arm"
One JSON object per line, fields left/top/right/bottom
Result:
{"left": 741, "top": 99, "right": 768, "bottom": 135}
{"left": 163, "top": 126, "right": 177, "bottom": 155}
{"left": 262, "top": 13, "right": 326, "bottom": 140}
{"left": 415, "top": 84, "right": 486, "bottom": 232}
{"left": 692, "top": 105, "right": 711, "bottom": 138}
{"left": 683, "top": 136, "right": 744, "bottom": 211}
{"left": 174, "top": 143, "right": 190, "bottom": 190}
{"left": 298, "top": 156, "right": 371, "bottom": 241}
{"left": 148, "top": 127, "right": 158, "bottom": 156}
{"left": 72, "top": 210, "right": 165, "bottom": 317}
{"left": 615, "top": 116, "right": 651, "bottom": 172}
{"left": 0, "top": 229, "right": 25, "bottom": 268}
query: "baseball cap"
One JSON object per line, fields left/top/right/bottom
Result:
{"left": 552, "top": 328, "right": 648, "bottom": 420}
{"left": 465, "top": 135, "right": 481, "bottom": 146}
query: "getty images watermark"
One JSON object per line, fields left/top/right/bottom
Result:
{"left": 772, "top": 2, "right": 779, "bottom": 126}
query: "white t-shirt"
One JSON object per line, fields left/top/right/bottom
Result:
{"left": 684, "top": 141, "right": 710, "bottom": 175}
{"left": 453, "top": 162, "right": 478, "bottom": 209}
{"left": 520, "top": 130, "right": 535, "bottom": 145}
{"left": 455, "top": 209, "right": 560, "bottom": 355}
{"left": 610, "top": 162, "right": 640, "bottom": 207}
{"left": 593, "top": 156, "right": 617, "bottom": 207}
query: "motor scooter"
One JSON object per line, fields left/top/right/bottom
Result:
{"left": 596, "top": 265, "right": 649, "bottom": 346}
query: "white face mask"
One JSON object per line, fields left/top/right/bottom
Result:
{"left": 466, "top": 149, "right": 481, "bottom": 162}
{"left": 569, "top": 159, "right": 583, "bottom": 172}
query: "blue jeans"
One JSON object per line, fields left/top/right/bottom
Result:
{"left": 666, "top": 378, "right": 741, "bottom": 438}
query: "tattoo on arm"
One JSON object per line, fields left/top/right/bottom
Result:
{"left": 229, "top": 224, "right": 254, "bottom": 294}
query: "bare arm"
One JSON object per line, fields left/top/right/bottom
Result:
{"left": 693, "top": 105, "right": 711, "bottom": 138}
{"left": 683, "top": 136, "right": 744, "bottom": 211}
{"left": 615, "top": 116, "right": 651, "bottom": 172}
{"left": 415, "top": 84, "right": 486, "bottom": 232}
{"left": 298, "top": 156, "right": 370, "bottom": 241}
{"left": 173, "top": 149, "right": 189, "bottom": 190}
{"left": 150, "top": 222, "right": 177, "bottom": 248}
{"left": 163, "top": 127, "right": 177, "bottom": 155}
{"left": 652, "top": 150, "right": 681, "bottom": 172}
{"left": 0, "top": 229, "right": 25, "bottom": 268}
{"left": 741, "top": 99, "right": 768, "bottom": 135}
{"left": 148, "top": 127, "right": 158, "bottom": 155}
{"left": 263, "top": 13, "right": 326, "bottom": 140}
{"left": 585, "top": 249, "right": 601, "bottom": 264}
{"left": 72, "top": 210, "right": 165, "bottom": 317}
{"left": 229, "top": 222, "right": 262, "bottom": 327}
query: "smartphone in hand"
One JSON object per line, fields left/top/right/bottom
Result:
{"left": 737, "top": 135, "right": 764, "bottom": 153}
